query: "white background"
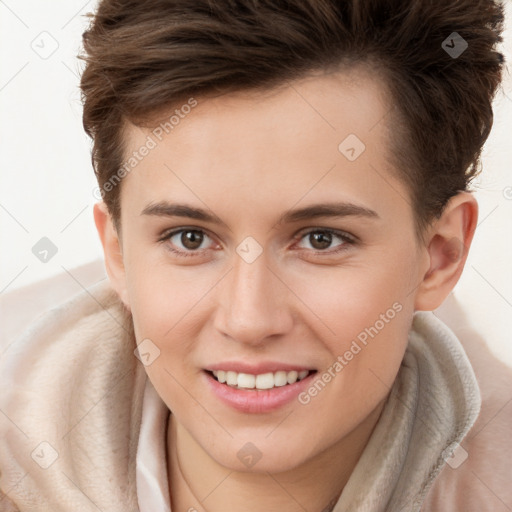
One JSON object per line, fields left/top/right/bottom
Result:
{"left": 1, "top": 1, "right": 511, "bottom": 364}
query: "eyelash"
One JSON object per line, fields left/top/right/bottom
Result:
{"left": 158, "top": 226, "right": 357, "bottom": 259}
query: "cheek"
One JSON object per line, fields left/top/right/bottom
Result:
{"left": 289, "top": 255, "right": 414, "bottom": 342}
{"left": 124, "top": 248, "right": 214, "bottom": 338}
{"left": 124, "top": 263, "right": 225, "bottom": 399}
{"left": 128, "top": 284, "right": 200, "bottom": 418}
{"left": 298, "top": 305, "right": 413, "bottom": 440}
{"left": 290, "top": 257, "right": 415, "bottom": 413}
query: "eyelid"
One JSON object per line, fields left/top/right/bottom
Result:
{"left": 293, "top": 226, "right": 357, "bottom": 243}
{"left": 159, "top": 226, "right": 214, "bottom": 242}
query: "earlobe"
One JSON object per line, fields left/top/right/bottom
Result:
{"left": 93, "top": 202, "right": 130, "bottom": 309}
{"left": 414, "top": 192, "right": 478, "bottom": 311}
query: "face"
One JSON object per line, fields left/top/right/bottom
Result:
{"left": 114, "top": 70, "right": 428, "bottom": 472}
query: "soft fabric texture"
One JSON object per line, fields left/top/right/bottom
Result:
{"left": 0, "top": 279, "right": 504, "bottom": 511}
{"left": 136, "top": 379, "right": 171, "bottom": 512}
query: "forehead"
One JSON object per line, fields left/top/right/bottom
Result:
{"left": 120, "top": 70, "right": 410, "bottom": 228}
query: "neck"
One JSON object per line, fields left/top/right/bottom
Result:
{"left": 166, "top": 400, "right": 385, "bottom": 512}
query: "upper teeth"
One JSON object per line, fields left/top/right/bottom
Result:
{"left": 212, "top": 370, "right": 310, "bottom": 390}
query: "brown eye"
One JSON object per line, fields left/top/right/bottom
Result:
{"left": 295, "top": 228, "right": 355, "bottom": 254}
{"left": 180, "top": 230, "right": 204, "bottom": 250}
{"left": 308, "top": 231, "right": 333, "bottom": 250}
{"left": 160, "top": 228, "right": 214, "bottom": 256}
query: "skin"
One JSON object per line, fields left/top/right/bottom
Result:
{"left": 94, "top": 69, "right": 478, "bottom": 511}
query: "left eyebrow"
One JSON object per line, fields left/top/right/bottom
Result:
{"left": 277, "top": 202, "right": 380, "bottom": 224}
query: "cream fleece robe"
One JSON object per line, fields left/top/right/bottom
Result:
{"left": 0, "top": 280, "right": 507, "bottom": 511}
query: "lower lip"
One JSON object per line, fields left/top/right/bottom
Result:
{"left": 203, "top": 371, "right": 316, "bottom": 413}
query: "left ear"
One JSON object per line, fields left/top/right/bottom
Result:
{"left": 414, "top": 191, "right": 478, "bottom": 311}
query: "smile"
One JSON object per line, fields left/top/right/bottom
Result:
{"left": 210, "top": 369, "right": 313, "bottom": 390}
{"left": 204, "top": 367, "right": 318, "bottom": 413}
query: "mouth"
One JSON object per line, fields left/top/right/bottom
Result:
{"left": 207, "top": 369, "right": 316, "bottom": 390}
{"left": 203, "top": 363, "right": 319, "bottom": 413}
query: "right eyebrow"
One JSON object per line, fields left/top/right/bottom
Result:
{"left": 141, "top": 201, "right": 228, "bottom": 228}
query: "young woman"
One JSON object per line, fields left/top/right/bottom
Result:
{"left": 1, "top": 1, "right": 510, "bottom": 511}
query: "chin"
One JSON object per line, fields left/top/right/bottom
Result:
{"left": 201, "top": 429, "right": 320, "bottom": 474}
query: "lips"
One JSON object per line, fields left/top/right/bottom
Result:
{"left": 203, "top": 362, "right": 317, "bottom": 413}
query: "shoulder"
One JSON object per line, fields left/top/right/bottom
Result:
{"left": 422, "top": 316, "right": 512, "bottom": 512}
{"left": 0, "top": 276, "right": 144, "bottom": 511}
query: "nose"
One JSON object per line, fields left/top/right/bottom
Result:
{"left": 213, "top": 250, "right": 293, "bottom": 346}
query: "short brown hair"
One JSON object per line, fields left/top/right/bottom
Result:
{"left": 79, "top": 0, "right": 505, "bottom": 238}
